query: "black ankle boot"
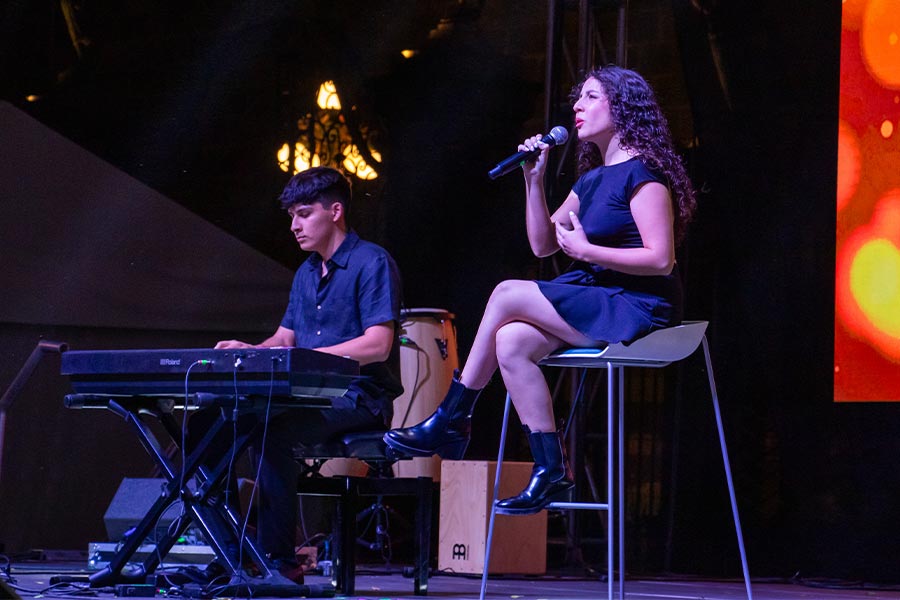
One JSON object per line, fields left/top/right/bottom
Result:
{"left": 495, "top": 429, "right": 574, "bottom": 515}
{"left": 383, "top": 378, "right": 481, "bottom": 459}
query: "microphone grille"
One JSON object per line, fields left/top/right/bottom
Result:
{"left": 548, "top": 125, "right": 569, "bottom": 145}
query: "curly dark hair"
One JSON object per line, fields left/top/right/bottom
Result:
{"left": 570, "top": 65, "right": 696, "bottom": 245}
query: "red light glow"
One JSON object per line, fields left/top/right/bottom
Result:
{"left": 835, "top": 0, "right": 900, "bottom": 401}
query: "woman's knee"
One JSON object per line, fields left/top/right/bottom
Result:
{"left": 486, "top": 279, "right": 533, "bottom": 311}
{"left": 495, "top": 322, "right": 546, "bottom": 371}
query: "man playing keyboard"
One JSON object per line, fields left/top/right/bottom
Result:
{"left": 209, "top": 166, "right": 403, "bottom": 582}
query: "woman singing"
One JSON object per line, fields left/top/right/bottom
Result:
{"left": 385, "top": 65, "right": 696, "bottom": 515}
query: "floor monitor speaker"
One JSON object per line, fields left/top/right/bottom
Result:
{"left": 103, "top": 478, "right": 174, "bottom": 542}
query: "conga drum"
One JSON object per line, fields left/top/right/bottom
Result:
{"left": 392, "top": 308, "right": 460, "bottom": 480}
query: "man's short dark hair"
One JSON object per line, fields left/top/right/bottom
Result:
{"left": 279, "top": 166, "right": 352, "bottom": 211}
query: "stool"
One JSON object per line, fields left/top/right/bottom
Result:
{"left": 295, "top": 430, "right": 432, "bottom": 595}
{"left": 479, "top": 321, "right": 753, "bottom": 600}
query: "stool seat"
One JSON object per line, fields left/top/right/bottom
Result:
{"left": 293, "top": 430, "right": 400, "bottom": 462}
{"left": 539, "top": 321, "right": 709, "bottom": 368}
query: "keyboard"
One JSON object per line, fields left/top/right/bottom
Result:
{"left": 61, "top": 347, "right": 359, "bottom": 399}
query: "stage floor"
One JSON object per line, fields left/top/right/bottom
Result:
{"left": 4, "top": 562, "right": 900, "bottom": 600}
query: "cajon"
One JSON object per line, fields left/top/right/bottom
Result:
{"left": 438, "top": 460, "right": 547, "bottom": 574}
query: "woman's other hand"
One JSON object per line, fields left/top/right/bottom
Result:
{"left": 555, "top": 211, "right": 590, "bottom": 261}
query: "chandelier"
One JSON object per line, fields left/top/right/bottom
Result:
{"left": 277, "top": 81, "right": 382, "bottom": 180}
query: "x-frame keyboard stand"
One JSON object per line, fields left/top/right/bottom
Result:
{"left": 66, "top": 394, "right": 331, "bottom": 598}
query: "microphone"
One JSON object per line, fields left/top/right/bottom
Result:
{"left": 488, "top": 126, "right": 569, "bottom": 180}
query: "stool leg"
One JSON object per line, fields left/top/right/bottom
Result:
{"left": 563, "top": 369, "right": 589, "bottom": 439}
{"left": 414, "top": 476, "right": 431, "bottom": 595}
{"left": 617, "top": 366, "right": 625, "bottom": 599}
{"left": 565, "top": 369, "right": 588, "bottom": 566}
{"left": 702, "top": 336, "right": 753, "bottom": 600}
{"left": 333, "top": 477, "right": 357, "bottom": 594}
{"left": 479, "top": 393, "right": 513, "bottom": 600}
{"left": 606, "top": 363, "right": 615, "bottom": 600}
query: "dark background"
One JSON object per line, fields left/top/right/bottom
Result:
{"left": 4, "top": 0, "right": 899, "bottom": 586}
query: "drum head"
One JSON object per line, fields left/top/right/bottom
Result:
{"left": 400, "top": 307, "right": 455, "bottom": 321}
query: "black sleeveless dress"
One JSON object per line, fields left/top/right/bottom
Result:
{"left": 537, "top": 157, "right": 683, "bottom": 344}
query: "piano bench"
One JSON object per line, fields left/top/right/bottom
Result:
{"left": 294, "top": 430, "right": 433, "bottom": 596}
{"left": 294, "top": 430, "right": 403, "bottom": 477}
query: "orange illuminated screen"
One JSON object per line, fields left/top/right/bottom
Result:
{"left": 835, "top": 0, "right": 900, "bottom": 401}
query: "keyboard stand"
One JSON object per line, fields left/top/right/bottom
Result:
{"left": 67, "top": 394, "right": 332, "bottom": 598}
